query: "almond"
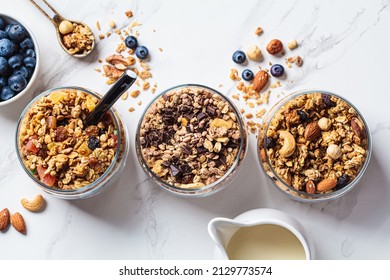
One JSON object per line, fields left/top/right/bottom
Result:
{"left": 253, "top": 70, "right": 269, "bottom": 92}
{"left": 10, "top": 212, "right": 26, "bottom": 234}
{"left": 304, "top": 122, "right": 321, "bottom": 141}
{"left": 317, "top": 178, "right": 337, "bottom": 192}
{"left": 266, "top": 39, "right": 283, "bottom": 55}
{"left": 306, "top": 180, "right": 316, "bottom": 194}
{"left": 0, "top": 208, "right": 10, "bottom": 231}
{"left": 351, "top": 117, "right": 366, "bottom": 139}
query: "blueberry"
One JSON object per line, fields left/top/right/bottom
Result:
{"left": 270, "top": 64, "right": 284, "bottom": 77}
{"left": 322, "top": 93, "right": 336, "bottom": 108}
{"left": 0, "top": 38, "right": 15, "bottom": 57}
{"left": 0, "top": 77, "right": 6, "bottom": 87}
{"left": 25, "top": 49, "right": 36, "bottom": 58}
{"left": 0, "top": 30, "right": 8, "bottom": 40}
{"left": 4, "top": 24, "right": 12, "bottom": 33}
{"left": 124, "top": 35, "right": 138, "bottom": 49}
{"left": 0, "top": 17, "right": 4, "bottom": 30}
{"left": 241, "top": 69, "right": 254, "bottom": 81}
{"left": 0, "top": 56, "right": 9, "bottom": 75}
{"left": 20, "top": 38, "right": 34, "bottom": 50}
{"left": 8, "top": 74, "right": 27, "bottom": 92}
{"left": 265, "top": 137, "right": 276, "bottom": 149}
{"left": 232, "top": 50, "right": 246, "bottom": 64}
{"left": 1, "top": 86, "right": 15, "bottom": 101}
{"left": 8, "top": 55, "right": 22, "bottom": 69}
{"left": 87, "top": 136, "right": 100, "bottom": 150}
{"left": 13, "top": 66, "right": 29, "bottom": 78}
{"left": 135, "top": 45, "right": 149, "bottom": 59}
{"left": 23, "top": 56, "right": 36, "bottom": 68}
{"left": 7, "top": 24, "right": 26, "bottom": 42}
{"left": 297, "top": 110, "right": 308, "bottom": 122}
{"left": 336, "top": 174, "right": 350, "bottom": 190}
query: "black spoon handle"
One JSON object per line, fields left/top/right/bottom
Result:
{"left": 84, "top": 70, "right": 137, "bottom": 127}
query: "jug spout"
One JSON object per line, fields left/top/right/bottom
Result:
{"left": 207, "top": 218, "right": 240, "bottom": 259}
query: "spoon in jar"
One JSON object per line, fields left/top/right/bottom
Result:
{"left": 83, "top": 70, "right": 137, "bottom": 127}
{"left": 29, "top": 0, "right": 96, "bottom": 58}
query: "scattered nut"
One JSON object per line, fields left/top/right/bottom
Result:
{"left": 266, "top": 39, "right": 283, "bottom": 55}
{"left": 304, "top": 122, "right": 321, "bottom": 141}
{"left": 255, "top": 26, "right": 263, "bottom": 36}
{"left": 279, "top": 130, "right": 296, "bottom": 157}
{"left": 306, "top": 180, "right": 316, "bottom": 194}
{"left": 10, "top": 212, "right": 26, "bottom": 234}
{"left": 253, "top": 70, "right": 269, "bottom": 92}
{"left": 59, "top": 20, "right": 74, "bottom": 35}
{"left": 21, "top": 194, "right": 45, "bottom": 212}
{"left": 317, "top": 178, "right": 338, "bottom": 192}
{"left": 108, "top": 20, "right": 116, "bottom": 29}
{"left": 318, "top": 117, "right": 332, "bottom": 131}
{"left": 246, "top": 45, "right": 262, "bottom": 61}
{"left": 0, "top": 208, "right": 10, "bottom": 231}
{"left": 287, "top": 39, "right": 298, "bottom": 50}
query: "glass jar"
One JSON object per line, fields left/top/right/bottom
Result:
{"left": 15, "top": 86, "right": 129, "bottom": 199}
{"left": 258, "top": 90, "right": 372, "bottom": 202}
{"left": 136, "top": 84, "right": 248, "bottom": 197}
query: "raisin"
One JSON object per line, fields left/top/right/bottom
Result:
{"left": 55, "top": 126, "right": 68, "bottom": 142}
{"left": 264, "top": 137, "right": 276, "bottom": 149}
{"left": 322, "top": 94, "right": 336, "bottom": 108}
{"left": 87, "top": 136, "right": 100, "bottom": 150}
{"left": 336, "top": 174, "right": 350, "bottom": 190}
{"left": 297, "top": 110, "right": 309, "bottom": 122}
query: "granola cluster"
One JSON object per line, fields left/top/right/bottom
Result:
{"left": 18, "top": 89, "right": 121, "bottom": 190}
{"left": 61, "top": 23, "right": 94, "bottom": 55}
{"left": 259, "top": 92, "right": 369, "bottom": 197}
{"left": 139, "top": 86, "right": 245, "bottom": 189}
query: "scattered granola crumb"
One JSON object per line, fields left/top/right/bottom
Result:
{"left": 159, "top": 47, "right": 163, "bottom": 52}
{"left": 218, "top": 84, "right": 223, "bottom": 88}
{"left": 255, "top": 26, "right": 263, "bottom": 36}
{"left": 94, "top": 68, "right": 101, "bottom": 73}
{"left": 106, "top": 32, "right": 111, "bottom": 37}
{"left": 286, "top": 56, "right": 303, "bottom": 67}
{"left": 128, "top": 107, "right": 135, "bottom": 112}
{"left": 256, "top": 108, "right": 266, "bottom": 119}
{"left": 230, "top": 68, "right": 240, "bottom": 81}
{"left": 98, "top": 34, "right": 105, "bottom": 40}
{"left": 248, "top": 102, "right": 254, "bottom": 108}
{"left": 138, "top": 101, "right": 142, "bottom": 106}
{"left": 151, "top": 87, "right": 157, "bottom": 94}
{"left": 109, "top": 21, "right": 116, "bottom": 29}
{"left": 139, "top": 70, "right": 152, "bottom": 80}
{"left": 121, "top": 91, "right": 128, "bottom": 100}
{"left": 116, "top": 42, "right": 126, "bottom": 53}
{"left": 245, "top": 113, "right": 254, "bottom": 119}
{"left": 96, "top": 21, "right": 101, "bottom": 31}
{"left": 142, "top": 82, "right": 150, "bottom": 91}
{"left": 97, "top": 58, "right": 103, "bottom": 63}
{"left": 232, "top": 94, "right": 239, "bottom": 100}
{"left": 131, "top": 90, "right": 140, "bottom": 98}
{"left": 114, "top": 29, "right": 121, "bottom": 35}
{"left": 240, "top": 108, "right": 245, "bottom": 114}
{"left": 125, "top": 10, "right": 133, "bottom": 18}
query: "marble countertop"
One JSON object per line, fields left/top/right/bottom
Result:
{"left": 1, "top": 0, "right": 390, "bottom": 260}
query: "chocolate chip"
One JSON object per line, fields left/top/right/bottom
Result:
{"left": 206, "top": 105, "right": 217, "bottom": 117}
{"left": 181, "top": 145, "right": 192, "bottom": 155}
{"left": 170, "top": 165, "right": 182, "bottom": 178}
{"left": 181, "top": 174, "right": 194, "bottom": 184}
{"left": 197, "top": 112, "right": 207, "bottom": 120}
{"left": 197, "top": 146, "right": 207, "bottom": 154}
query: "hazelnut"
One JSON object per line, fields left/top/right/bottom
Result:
{"left": 246, "top": 45, "right": 262, "bottom": 61}
{"left": 327, "top": 144, "right": 342, "bottom": 160}
{"left": 59, "top": 20, "right": 74, "bottom": 35}
{"left": 266, "top": 39, "right": 283, "bottom": 55}
{"left": 318, "top": 117, "right": 332, "bottom": 131}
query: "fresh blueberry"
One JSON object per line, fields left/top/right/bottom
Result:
{"left": 232, "top": 50, "right": 246, "bottom": 64}
{"left": 0, "top": 56, "right": 9, "bottom": 75}
{"left": 13, "top": 66, "right": 29, "bottom": 78}
{"left": 336, "top": 174, "right": 350, "bottom": 190}
{"left": 8, "top": 55, "right": 22, "bottom": 69}
{"left": 23, "top": 56, "right": 36, "bottom": 68}
{"left": 7, "top": 24, "right": 26, "bottom": 42}
{"left": 0, "top": 17, "right": 4, "bottom": 30}
{"left": 0, "top": 38, "right": 15, "bottom": 57}
{"left": 25, "top": 49, "right": 35, "bottom": 58}
{"left": 265, "top": 137, "right": 276, "bottom": 149}
{"left": 4, "top": 24, "right": 12, "bottom": 33}
{"left": 20, "top": 38, "right": 34, "bottom": 50}
{"left": 1, "top": 86, "right": 15, "bottom": 101}
{"left": 87, "top": 136, "right": 100, "bottom": 150}
{"left": 241, "top": 69, "right": 254, "bottom": 81}
{"left": 135, "top": 45, "right": 149, "bottom": 59}
{"left": 297, "top": 110, "right": 308, "bottom": 122}
{"left": 8, "top": 74, "right": 27, "bottom": 92}
{"left": 270, "top": 64, "right": 284, "bottom": 77}
{"left": 0, "top": 30, "right": 8, "bottom": 40}
{"left": 0, "top": 77, "right": 6, "bottom": 87}
{"left": 124, "top": 35, "right": 138, "bottom": 49}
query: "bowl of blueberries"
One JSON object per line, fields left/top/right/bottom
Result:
{"left": 0, "top": 14, "right": 39, "bottom": 106}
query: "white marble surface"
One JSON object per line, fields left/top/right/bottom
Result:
{"left": 1, "top": 0, "right": 390, "bottom": 260}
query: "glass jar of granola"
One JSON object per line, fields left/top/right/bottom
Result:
{"left": 258, "top": 90, "right": 371, "bottom": 202}
{"left": 136, "top": 84, "right": 248, "bottom": 197}
{"left": 15, "top": 87, "right": 129, "bottom": 199}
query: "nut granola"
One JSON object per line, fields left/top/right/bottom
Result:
{"left": 259, "top": 92, "right": 369, "bottom": 197}
{"left": 139, "top": 86, "right": 246, "bottom": 189}
{"left": 18, "top": 89, "right": 121, "bottom": 190}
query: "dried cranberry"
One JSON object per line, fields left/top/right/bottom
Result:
{"left": 55, "top": 126, "right": 68, "bottom": 142}
{"left": 297, "top": 110, "right": 309, "bottom": 122}
{"left": 322, "top": 94, "right": 336, "bottom": 108}
{"left": 87, "top": 136, "right": 100, "bottom": 150}
{"left": 336, "top": 174, "right": 350, "bottom": 190}
{"left": 264, "top": 137, "right": 276, "bottom": 149}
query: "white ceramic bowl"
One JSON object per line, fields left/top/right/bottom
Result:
{"left": 0, "top": 13, "right": 39, "bottom": 107}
